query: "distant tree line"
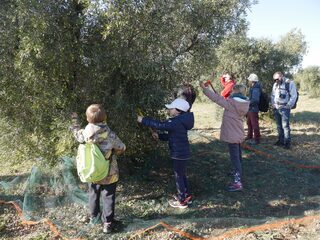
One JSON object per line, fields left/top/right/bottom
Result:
{"left": 294, "top": 66, "right": 320, "bottom": 98}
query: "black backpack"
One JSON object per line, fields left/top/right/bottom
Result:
{"left": 285, "top": 82, "right": 299, "bottom": 109}
{"left": 258, "top": 90, "right": 269, "bottom": 112}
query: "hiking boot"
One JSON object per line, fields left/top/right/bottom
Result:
{"left": 274, "top": 140, "right": 284, "bottom": 146}
{"left": 103, "top": 222, "right": 113, "bottom": 234}
{"left": 226, "top": 182, "right": 243, "bottom": 192}
{"left": 284, "top": 142, "right": 291, "bottom": 149}
{"left": 168, "top": 199, "right": 188, "bottom": 209}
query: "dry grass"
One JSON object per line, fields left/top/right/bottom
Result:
{"left": 0, "top": 92, "right": 319, "bottom": 240}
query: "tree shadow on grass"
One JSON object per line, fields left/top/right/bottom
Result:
{"left": 2, "top": 132, "right": 319, "bottom": 239}
{"left": 117, "top": 132, "right": 320, "bottom": 237}
{"left": 292, "top": 111, "right": 320, "bottom": 125}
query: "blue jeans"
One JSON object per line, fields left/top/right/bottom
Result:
{"left": 273, "top": 108, "right": 291, "bottom": 144}
{"left": 228, "top": 143, "right": 242, "bottom": 180}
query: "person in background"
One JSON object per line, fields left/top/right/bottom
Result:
{"left": 246, "top": 73, "right": 261, "bottom": 145}
{"left": 220, "top": 73, "right": 236, "bottom": 99}
{"left": 200, "top": 82, "right": 249, "bottom": 192}
{"left": 271, "top": 71, "right": 297, "bottom": 149}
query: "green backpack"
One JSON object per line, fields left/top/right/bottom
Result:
{"left": 76, "top": 143, "right": 109, "bottom": 183}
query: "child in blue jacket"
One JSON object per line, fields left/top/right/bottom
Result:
{"left": 137, "top": 98, "right": 194, "bottom": 208}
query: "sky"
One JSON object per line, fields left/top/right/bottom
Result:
{"left": 246, "top": 0, "right": 320, "bottom": 68}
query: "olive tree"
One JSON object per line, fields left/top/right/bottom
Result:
{"left": 212, "top": 29, "right": 307, "bottom": 93}
{"left": 0, "top": 0, "right": 253, "bottom": 163}
{"left": 294, "top": 66, "right": 320, "bottom": 98}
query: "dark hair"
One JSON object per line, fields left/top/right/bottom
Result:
{"left": 173, "top": 83, "right": 196, "bottom": 109}
{"left": 175, "top": 108, "right": 185, "bottom": 113}
{"left": 225, "top": 72, "right": 234, "bottom": 79}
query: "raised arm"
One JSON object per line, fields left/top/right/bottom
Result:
{"left": 200, "top": 81, "right": 231, "bottom": 109}
{"left": 70, "top": 112, "right": 85, "bottom": 143}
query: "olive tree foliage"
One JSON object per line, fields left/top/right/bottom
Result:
{"left": 0, "top": 0, "right": 253, "bottom": 164}
{"left": 212, "top": 29, "right": 307, "bottom": 93}
{"left": 0, "top": 0, "right": 85, "bottom": 163}
{"left": 294, "top": 66, "right": 320, "bottom": 98}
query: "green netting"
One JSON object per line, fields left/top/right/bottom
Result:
{"left": 19, "top": 158, "right": 88, "bottom": 222}
{"left": 1, "top": 130, "right": 320, "bottom": 239}
{"left": 0, "top": 176, "right": 23, "bottom": 191}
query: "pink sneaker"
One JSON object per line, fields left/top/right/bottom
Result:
{"left": 227, "top": 182, "right": 243, "bottom": 192}
{"left": 172, "top": 194, "right": 193, "bottom": 205}
{"left": 184, "top": 194, "right": 193, "bottom": 204}
{"left": 168, "top": 199, "right": 188, "bottom": 209}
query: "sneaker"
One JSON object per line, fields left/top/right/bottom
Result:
{"left": 172, "top": 194, "right": 193, "bottom": 205}
{"left": 102, "top": 219, "right": 123, "bottom": 233}
{"left": 185, "top": 194, "right": 193, "bottom": 204}
{"left": 274, "top": 140, "right": 284, "bottom": 146}
{"left": 168, "top": 199, "right": 188, "bottom": 209}
{"left": 226, "top": 182, "right": 243, "bottom": 192}
{"left": 103, "top": 222, "right": 113, "bottom": 234}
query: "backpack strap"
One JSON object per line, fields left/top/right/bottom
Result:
{"left": 284, "top": 80, "right": 299, "bottom": 109}
{"left": 285, "top": 81, "right": 291, "bottom": 95}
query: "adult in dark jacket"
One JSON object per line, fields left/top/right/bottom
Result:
{"left": 137, "top": 98, "right": 194, "bottom": 209}
{"left": 246, "top": 73, "right": 261, "bottom": 144}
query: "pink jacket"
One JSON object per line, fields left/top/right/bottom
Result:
{"left": 203, "top": 88, "right": 249, "bottom": 143}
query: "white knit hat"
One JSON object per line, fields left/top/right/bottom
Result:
{"left": 247, "top": 73, "right": 259, "bottom": 82}
{"left": 165, "top": 98, "right": 190, "bottom": 112}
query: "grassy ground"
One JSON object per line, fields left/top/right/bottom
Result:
{"left": 1, "top": 93, "right": 320, "bottom": 239}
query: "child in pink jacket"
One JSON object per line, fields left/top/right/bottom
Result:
{"left": 200, "top": 82, "right": 249, "bottom": 191}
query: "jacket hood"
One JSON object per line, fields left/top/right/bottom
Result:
{"left": 174, "top": 112, "right": 194, "bottom": 130}
{"left": 252, "top": 81, "right": 261, "bottom": 89}
{"left": 84, "top": 123, "right": 106, "bottom": 139}
{"left": 231, "top": 97, "right": 250, "bottom": 116}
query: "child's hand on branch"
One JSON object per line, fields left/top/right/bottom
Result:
{"left": 137, "top": 115, "right": 143, "bottom": 123}
{"left": 199, "top": 81, "right": 208, "bottom": 89}
{"left": 71, "top": 112, "right": 78, "bottom": 119}
{"left": 151, "top": 131, "right": 159, "bottom": 140}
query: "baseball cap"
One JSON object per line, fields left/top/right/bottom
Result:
{"left": 165, "top": 98, "right": 190, "bottom": 112}
{"left": 247, "top": 73, "right": 259, "bottom": 82}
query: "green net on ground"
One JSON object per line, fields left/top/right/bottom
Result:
{"left": 1, "top": 130, "right": 320, "bottom": 239}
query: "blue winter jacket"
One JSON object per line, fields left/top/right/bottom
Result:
{"left": 249, "top": 82, "right": 261, "bottom": 112}
{"left": 141, "top": 112, "right": 194, "bottom": 160}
